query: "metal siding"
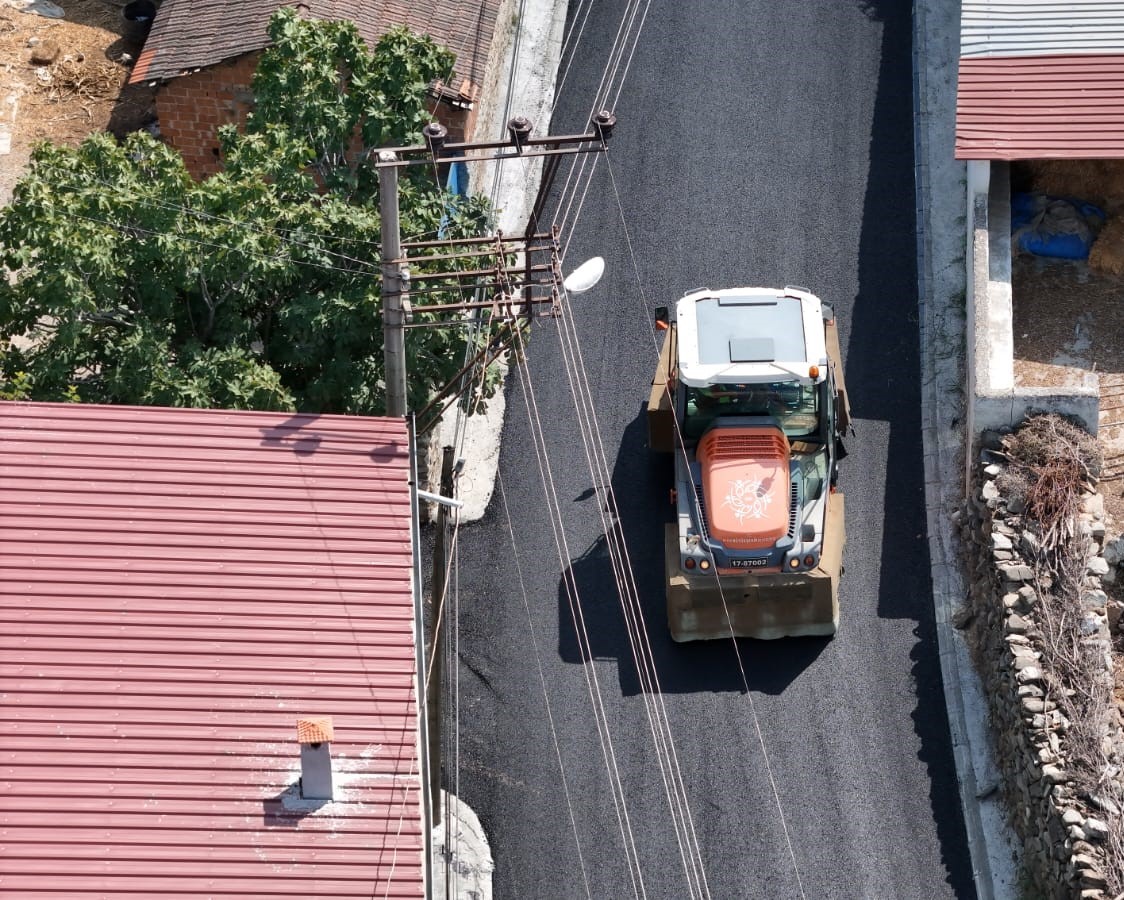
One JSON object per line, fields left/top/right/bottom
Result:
{"left": 0, "top": 402, "right": 424, "bottom": 899}
{"left": 961, "top": 0, "right": 1124, "bottom": 57}
{"left": 956, "top": 54, "right": 1124, "bottom": 159}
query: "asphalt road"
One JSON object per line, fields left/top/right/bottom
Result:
{"left": 446, "top": 2, "right": 975, "bottom": 897}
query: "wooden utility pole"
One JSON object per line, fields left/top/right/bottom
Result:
{"left": 427, "top": 445, "right": 456, "bottom": 827}
{"left": 378, "top": 150, "right": 409, "bottom": 417}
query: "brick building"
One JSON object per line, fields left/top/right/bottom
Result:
{"left": 129, "top": 0, "right": 502, "bottom": 179}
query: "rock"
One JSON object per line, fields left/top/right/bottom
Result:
{"left": 982, "top": 480, "right": 999, "bottom": 503}
{"left": 984, "top": 463, "right": 1002, "bottom": 478}
{"left": 1086, "top": 556, "right": 1109, "bottom": 577}
{"left": 1018, "top": 585, "right": 1039, "bottom": 605}
{"left": 1017, "top": 666, "right": 1043, "bottom": 684}
{"left": 992, "top": 531, "right": 1013, "bottom": 550}
{"left": 1089, "top": 793, "right": 1121, "bottom": 817}
{"left": 1000, "top": 563, "right": 1034, "bottom": 582}
{"left": 1108, "top": 600, "right": 1123, "bottom": 634}
{"left": 1005, "top": 633, "right": 1030, "bottom": 645}
{"left": 1020, "top": 530, "right": 1040, "bottom": 556}
{"left": 1081, "top": 589, "right": 1108, "bottom": 611}
{"left": 980, "top": 430, "right": 1005, "bottom": 451}
{"left": 28, "top": 41, "right": 59, "bottom": 65}
{"left": 1002, "top": 592, "right": 1020, "bottom": 609}
{"left": 1102, "top": 537, "right": 1124, "bottom": 566}
{"left": 1022, "top": 696, "right": 1045, "bottom": 714}
{"left": 1085, "top": 817, "right": 1109, "bottom": 841}
{"left": 993, "top": 549, "right": 1013, "bottom": 562}
{"left": 1083, "top": 492, "right": 1105, "bottom": 518}
{"left": 1007, "top": 614, "right": 1030, "bottom": 635}
{"left": 1080, "top": 868, "right": 1108, "bottom": 890}
{"left": 1008, "top": 495, "right": 1026, "bottom": 515}
{"left": 1091, "top": 518, "right": 1107, "bottom": 541}
{"left": 1063, "top": 808, "right": 1084, "bottom": 826}
{"left": 1069, "top": 824, "right": 1087, "bottom": 841}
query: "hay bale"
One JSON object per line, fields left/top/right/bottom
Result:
{"left": 1089, "top": 215, "right": 1124, "bottom": 276}
{"left": 1022, "top": 160, "right": 1124, "bottom": 214}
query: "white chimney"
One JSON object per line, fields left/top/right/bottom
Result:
{"left": 297, "top": 716, "right": 334, "bottom": 800}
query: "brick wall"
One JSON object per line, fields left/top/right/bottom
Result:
{"left": 154, "top": 54, "right": 259, "bottom": 180}
{"left": 157, "top": 55, "right": 478, "bottom": 182}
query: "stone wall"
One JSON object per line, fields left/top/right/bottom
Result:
{"left": 959, "top": 436, "right": 1123, "bottom": 898}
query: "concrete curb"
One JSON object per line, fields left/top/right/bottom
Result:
{"left": 913, "top": 1, "right": 1017, "bottom": 896}
{"left": 429, "top": 2, "right": 571, "bottom": 894}
{"left": 432, "top": 790, "right": 495, "bottom": 900}
{"left": 438, "top": 0, "right": 570, "bottom": 523}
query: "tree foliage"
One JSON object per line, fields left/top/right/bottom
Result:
{"left": 0, "top": 9, "right": 500, "bottom": 415}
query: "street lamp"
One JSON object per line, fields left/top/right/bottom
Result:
{"left": 562, "top": 256, "right": 605, "bottom": 294}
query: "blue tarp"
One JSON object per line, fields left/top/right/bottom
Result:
{"left": 437, "top": 159, "right": 470, "bottom": 238}
{"left": 1011, "top": 192, "right": 1105, "bottom": 260}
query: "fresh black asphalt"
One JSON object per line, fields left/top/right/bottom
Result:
{"left": 442, "top": 2, "right": 975, "bottom": 897}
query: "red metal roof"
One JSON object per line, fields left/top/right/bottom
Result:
{"left": 0, "top": 402, "right": 424, "bottom": 899}
{"left": 957, "top": 54, "right": 1124, "bottom": 159}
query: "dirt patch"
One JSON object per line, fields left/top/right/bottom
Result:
{"left": 0, "top": 0, "right": 156, "bottom": 203}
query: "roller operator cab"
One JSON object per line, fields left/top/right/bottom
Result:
{"left": 647, "top": 286, "right": 850, "bottom": 641}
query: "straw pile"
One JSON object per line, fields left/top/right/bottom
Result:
{"left": 1089, "top": 215, "right": 1124, "bottom": 276}
{"left": 1021, "top": 159, "right": 1124, "bottom": 214}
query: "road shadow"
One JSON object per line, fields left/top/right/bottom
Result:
{"left": 556, "top": 407, "right": 828, "bottom": 694}
{"left": 847, "top": 0, "right": 975, "bottom": 895}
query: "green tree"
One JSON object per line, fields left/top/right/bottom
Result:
{"left": 0, "top": 8, "right": 500, "bottom": 415}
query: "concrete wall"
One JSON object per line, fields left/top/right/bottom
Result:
{"left": 964, "top": 161, "right": 1100, "bottom": 462}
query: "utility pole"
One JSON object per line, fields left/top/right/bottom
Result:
{"left": 427, "top": 446, "right": 455, "bottom": 829}
{"left": 374, "top": 111, "right": 617, "bottom": 419}
{"left": 378, "top": 150, "right": 409, "bottom": 418}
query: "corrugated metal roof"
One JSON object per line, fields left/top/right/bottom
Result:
{"left": 961, "top": 1, "right": 1124, "bottom": 57}
{"left": 0, "top": 401, "right": 424, "bottom": 899}
{"left": 131, "top": 0, "right": 499, "bottom": 90}
{"left": 957, "top": 54, "right": 1124, "bottom": 159}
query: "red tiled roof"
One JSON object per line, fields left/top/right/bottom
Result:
{"left": 957, "top": 54, "right": 1124, "bottom": 159}
{"left": 130, "top": 0, "right": 499, "bottom": 90}
{"left": 0, "top": 402, "right": 424, "bottom": 899}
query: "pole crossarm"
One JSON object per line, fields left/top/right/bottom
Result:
{"left": 374, "top": 110, "right": 616, "bottom": 169}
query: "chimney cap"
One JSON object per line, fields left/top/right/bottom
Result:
{"left": 297, "top": 716, "right": 334, "bottom": 744}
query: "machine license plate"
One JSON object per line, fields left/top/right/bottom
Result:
{"left": 731, "top": 557, "right": 769, "bottom": 569}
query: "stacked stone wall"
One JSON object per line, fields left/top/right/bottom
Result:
{"left": 959, "top": 440, "right": 1123, "bottom": 898}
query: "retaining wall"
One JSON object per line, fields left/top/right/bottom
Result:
{"left": 959, "top": 438, "right": 1123, "bottom": 897}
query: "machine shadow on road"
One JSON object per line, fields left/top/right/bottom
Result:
{"left": 556, "top": 408, "right": 828, "bottom": 695}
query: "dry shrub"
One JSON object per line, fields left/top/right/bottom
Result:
{"left": 1089, "top": 215, "right": 1124, "bottom": 276}
{"left": 40, "top": 58, "right": 124, "bottom": 103}
{"left": 1022, "top": 159, "right": 1124, "bottom": 215}
{"left": 1002, "top": 414, "right": 1123, "bottom": 892}
{"left": 999, "top": 414, "right": 1101, "bottom": 552}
